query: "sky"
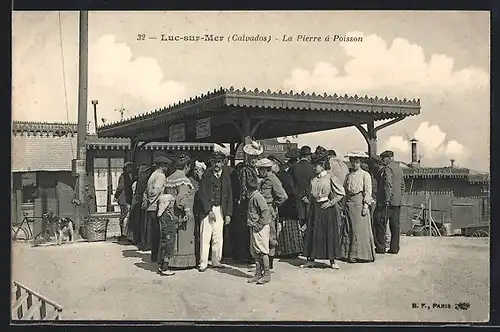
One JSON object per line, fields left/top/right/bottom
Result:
{"left": 12, "top": 11, "right": 490, "bottom": 172}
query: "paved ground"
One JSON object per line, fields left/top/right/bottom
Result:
{"left": 12, "top": 236, "right": 489, "bottom": 322}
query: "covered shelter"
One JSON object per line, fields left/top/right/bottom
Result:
{"left": 97, "top": 87, "right": 421, "bottom": 162}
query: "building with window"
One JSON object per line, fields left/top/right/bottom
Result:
{"left": 11, "top": 121, "right": 216, "bottom": 222}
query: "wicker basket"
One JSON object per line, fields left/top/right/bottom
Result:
{"left": 84, "top": 217, "right": 109, "bottom": 242}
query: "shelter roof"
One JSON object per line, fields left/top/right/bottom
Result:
{"left": 11, "top": 121, "right": 216, "bottom": 172}
{"left": 12, "top": 121, "right": 78, "bottom": 136}
{"left": 12, "top": 133, "right": 77, "bottom": 172}
{"left": 97, "top": 87, "right": 421, "bottom": 142}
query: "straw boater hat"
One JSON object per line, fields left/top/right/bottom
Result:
{"left": 345, "top": 151, "right": 370, "bottom": 159}
{"left": 243, "top": 140, "right": 264, "bottom": 156}
{"left": 255, "top": 158, "right": 273, "bottom": 168}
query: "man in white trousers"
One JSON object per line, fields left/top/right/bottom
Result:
{"left": 196, "top": 150, "right": 233, "bottom": 272}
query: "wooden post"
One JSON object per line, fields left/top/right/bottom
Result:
{"left": 229, "top": 143, "right": 236, "bottom": 166}
{"left": 242, "top": 112, "right": 251, "bottom": 163}
{"left": 367, "top": 119, "right": 377, "bottom": 158}
{"left": 75, "top": 10, "right": 89, "bottom": 234}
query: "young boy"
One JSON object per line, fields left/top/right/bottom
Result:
{"left": 246, "top": 177, "right": 272, "bottom": 284}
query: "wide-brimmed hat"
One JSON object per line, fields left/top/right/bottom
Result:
{"left": 124, "top": 161, "right": 134, "bottom": 168}
{"left": 299, "top": 146, "right": 312, "bottom": 156}
{"left": 153, "top": 155, "right": 173, "bottom": 166}
{"left": 243, "top": 140, "right": 264, "bottom": 156}
{"left": 315, "top": 145, "right": 327, "bottom": 154}
{"left": 380, "top": 150, "right": 394, "bottom": 159}
{"left": 267, "top": 155, "right": 283, "bottom": 166}
{"left": 255, "top": 158, "right": 273, "bottom": 168}
{"left": 310, "top": 150, "right": 330, "bottom": 165}
{"left": 285, "top": 148, "right": 299, "bottom": 159}
{"left": 346, "top": 151, "right": 370, "bottom": 159}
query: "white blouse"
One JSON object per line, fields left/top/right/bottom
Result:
{"left": 344, "top": 168, "right": 374, "bottom": 205}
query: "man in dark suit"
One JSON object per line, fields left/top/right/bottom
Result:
{"left": 373, "top": 150, "right": 405, "bottom": 254}
{"left": 289, "top": 146, "right": 316, "bottom": 228}
{"left": 196, "top": 151, "right": 233, "bottom": 272}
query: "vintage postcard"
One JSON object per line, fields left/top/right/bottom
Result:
{"left": 11, "top": 10, "right": 490, "bottom": 323}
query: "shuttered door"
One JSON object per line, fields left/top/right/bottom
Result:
{"left": 110, "top": 158, "right": 124, "bottom": 212}
{"left": 93, "top": 158, "right": 109, "bottom": 213}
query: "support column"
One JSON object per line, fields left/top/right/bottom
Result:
{"left": 367, "top": 119, "right": 378, "bottom": 158}
{"left": 241, "top": 112, "right": 251, "bottom": 163}
{"left": 229, "top": 143, "right": 236, "bottom": 166}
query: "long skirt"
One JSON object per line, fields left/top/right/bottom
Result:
{"left": 303, "top": 201, "right": 341, "bottom": 260}
{"left": 340, "top": 194, "right": 375, "bottom": 262}
{"left": 129, "top": 195, "right": 143, "bottom": 245}
{"left": 145, "top": 211, "right": 160, "bottom": 262}
{"left": 230, "top": 200, "right": 252, "bottom": 263}
{"left": 276, "top": 218, "right": 304, "bottom": 256}
{"left": 138, "top": 209, "right": 152, "bottom": 251}
{"left": 159, "top": 212, "right": 197, "bottom": 269}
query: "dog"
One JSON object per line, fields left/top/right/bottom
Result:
{"left": 42, "top": 210, "right": 75, "bottom": 245}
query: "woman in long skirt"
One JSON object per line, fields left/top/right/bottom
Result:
{"left": 157, "top": 153, "right": 197, "bottom": 275}
{"left": 340, "top": 151, "right": 376, "bottom": 263}
{"left": 269, "top": 154, "right": 304, "bottom": 258}
{"left": 137, "top": 166, "right": 155, "bottom": 251}
{"left": 301, "top": 150, "right": 345, "bottom": 269}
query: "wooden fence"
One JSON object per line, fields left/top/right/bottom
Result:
{"left": 400, "top": 192, "right": 487, "bottom": 234}
{"left": 12, "top": 281, "right": 63, "bottom": 321}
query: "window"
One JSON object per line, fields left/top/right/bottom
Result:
{"left": 93, "top": 157, "right": 124, "bottom": 213}
{"left": 21, "top": 173, "right": 38, "bottom": 203}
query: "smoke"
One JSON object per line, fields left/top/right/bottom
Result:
{"left": 383, "top": 122, "right": 470, "bottom": 166}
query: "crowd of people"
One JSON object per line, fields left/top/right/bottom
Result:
{"left": 112, "top": 137, "right": 404, "bottom": 285}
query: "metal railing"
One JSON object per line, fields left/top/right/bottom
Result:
{"left": 12, "top": 281, "right": 63, "bottom": 321}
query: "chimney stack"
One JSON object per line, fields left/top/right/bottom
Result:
{"left": 450, "top": 159, "right": 455, "bottom": 168}
{"left": 410, "top": 138, "right": 419, "bottom": 167}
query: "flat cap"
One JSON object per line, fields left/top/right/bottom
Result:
{"left": 153, "top": 155, "right": 173, "bottom": 165}
{"left": 380, "top": 150, "right": 394, "bottom": 158}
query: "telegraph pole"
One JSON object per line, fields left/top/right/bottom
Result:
{"left": 92, "top": 100, "right": 99, "bottom": 134}
{"left": 75, "top": 10, "right": 89, "bottom": 234}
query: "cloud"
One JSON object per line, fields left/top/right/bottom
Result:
{"left": 89, "top": 35, "right": 187, "bottom": 126}
{"left": 383, "top": 122, "right": 470, "bottom": 166}
{"left": 283, "top": 32, "right": 488, "bottom": 97}
{"left": 282, "top": 31, "right": 488, "bottom": 171}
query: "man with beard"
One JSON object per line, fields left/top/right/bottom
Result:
{"left": 196, "top": 150, "right": 233, "bottom": 272}
{"left": 289, "top": 146, "right": 316, "bottom": 230}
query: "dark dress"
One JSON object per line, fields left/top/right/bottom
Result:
{"left": 303, "top": 172, "right": 345, "bottom": 260}
{"left": 289, "top": 159, "right": 316, "bottom": 223}
{"left": 137, "top": 168, "right": 155, "bottom": 251}
{"left": 276, "top": 167, "right": 304, "bottom": 256}
{"left": 231, "top": 164, "right": 258, "bottom": 263}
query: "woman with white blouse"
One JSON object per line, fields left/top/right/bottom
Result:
{"left": 301, "top": 150, "right": 345, "bottom": 269}
{"left": 340, "top": 151, "right": 376, "bottom": 263}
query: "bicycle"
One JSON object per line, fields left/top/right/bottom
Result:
{"left": 11, "top": 216, "right": 35, "bottom": 241}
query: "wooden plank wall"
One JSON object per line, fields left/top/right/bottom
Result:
{"left": 400, "top": 192, "right": 484, "bottom": 233}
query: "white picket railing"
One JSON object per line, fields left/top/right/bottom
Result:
{"left": 12, "top": 281, "right": 63, "bottom": 321}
